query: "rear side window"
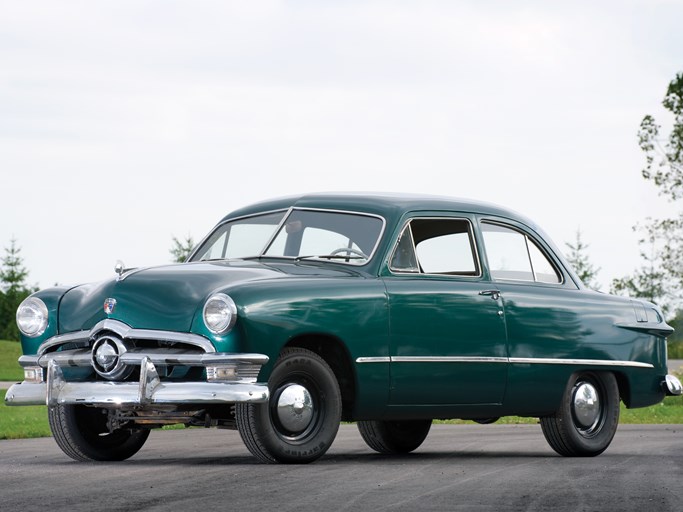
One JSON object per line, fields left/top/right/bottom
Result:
{"left": 390, "top": 218, "right": 480, "bottom": 276}
{"left": 481, "top": 222, "right": 561, "bottom": 284}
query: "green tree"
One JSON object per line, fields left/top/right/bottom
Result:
{"left": 170, "top": 235, "right": 195, "bottom": 263}
{"left": 639, "top": 72, "right": 683, "bottom": 201}
{"left": 611, "top": 224, "right": 674, "bottom": 315}
{"left": 666, "top": 309, "right": 683, "bottom": 357}
{"left": 0, "top": 238, "right": 33, "bottom": 340}
{"left": 565, "top": 229, "right": 600, "bottom": 290}
{"left": 617, "top": 73, "right": 683, "bottom": 315}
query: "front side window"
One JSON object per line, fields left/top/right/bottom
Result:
{"left": 390, "top": 218, "right": 480, "bottom": 275}
{"left": 481, "top": 222, "right": 561, "bottom": 284}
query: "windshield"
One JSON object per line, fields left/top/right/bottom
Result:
{"left": 190, "top": 208, "right": 384, "bottom": 265}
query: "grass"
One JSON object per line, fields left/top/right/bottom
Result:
{"left": 0, "top": 339, "right": 23, "bottom": 381}
{"left": 0, "top": 390, "right": 51, "bottom": 439}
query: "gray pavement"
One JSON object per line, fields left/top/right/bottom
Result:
{"left": 1, "top": 424, "right": 682, "bottom": 511}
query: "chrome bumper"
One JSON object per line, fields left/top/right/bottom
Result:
{"left": 664, "top": 374, "right": 683, "bottom": 396}
{"left": 5, "top": 357, "right": 269, "bottom": 407}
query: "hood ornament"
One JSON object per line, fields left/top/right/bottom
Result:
{"left": 114, "top": 260, "right": 125, "bottom": 281}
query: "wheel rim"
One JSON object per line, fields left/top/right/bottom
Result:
{"left": 571, "top": 379, "right": 604, "bottom": 437}
{"left": 270, "top": 380, "right": 320, "bottom": 442}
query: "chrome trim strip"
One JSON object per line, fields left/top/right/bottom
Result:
{"left": 392, "top": 356, "right": 508, "bottom": 363}
{"left": 121, "top": 351, "right": 269, "bottom": 367}
{"left": 37, "top": 332, "right": 91, "bottom": 354}
{"left": 37, "top": 319, "right": 215, "bottom": 356}
{"left": 355, "top": 355, "right": 654, "bottom": 369}
{"left": 509, "top": 357, "right": 654, "bottom": 369}
{"left": 26, "top": 348, "right": 268, "bottom": 370}
{"left": 356, "top": 357, "right": 391, "bottom": 363}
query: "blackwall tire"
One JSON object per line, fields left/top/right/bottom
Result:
{"left": 357, "top": 419, "right": 432, "bottom": 454}
{"left": 48, "top": 404, "right": 150, "bottom": 462}
{"left": 236, "top": 347, "right": 341, "bottom": 464}
{"left": 540, "top": 371, "right": 620, "bottom": 457}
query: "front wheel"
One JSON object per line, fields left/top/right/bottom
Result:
{"left": 540, "top": 372, "right": 620, "bottom": 457}
{"left": 357, "top": 419, "right": 432, "bottom": 454}
{"left": 48, "top": 404, "right": 150, "bottom": 461}
{"left": 236, "top": 347, "right": 341, "bottom": 464}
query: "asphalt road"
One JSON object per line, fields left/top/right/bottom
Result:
{"left": 1, "top": 424, "right": 681, "bottom": 512}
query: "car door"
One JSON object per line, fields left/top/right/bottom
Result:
{"left": 477, "top": 218, "right": 591, "bottom": 412}
{"left": 382, "top": 215, "right": 509, "bottom": 406}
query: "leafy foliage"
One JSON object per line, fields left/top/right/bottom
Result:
{"left": 564, "top": 230, "right": 600, "bottom": 290}
{"left": 639, "top": 73, "right": 683, "bottom": 200}
{"left": 616, "top": 73, "right": 683, "bottom": 316}
{"left": 610, "top": 222, "right": 676, "bottom": 315}
{"left": 170, "top": 234, "right": 196, "bottom": 263}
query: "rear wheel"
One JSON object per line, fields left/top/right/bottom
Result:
{"left": 48, "top": 404, "right": 149, "bottom": 461}
{"left": 357, "top": 419, "right": 432, "bottom": 454}
{"left": 540, "top": 372, "right": 619, "bottom": 457}
{"left": 236, "top": 347, "right": 341, "bottom": 464}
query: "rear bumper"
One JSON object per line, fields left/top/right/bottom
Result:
{"left": 664, "top": 374, "right": 682, "bottom": 396}
{"left": 4, "top": 357, "right": 269, "bottom": 407}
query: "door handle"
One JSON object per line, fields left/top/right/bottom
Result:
{"left": 479, "top": 290, "right": 501, "bottom": 300}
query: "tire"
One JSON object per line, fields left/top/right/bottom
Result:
{"left": 540, "top": 371, "right": 620, "bottom": 457}
{"left": 357, "top": 419, "right": 432, "bottom": 454}
{"left": 48, "top": 404, "right": 150, "bottom": 462}
{"left": 236, "top": 347, "right": 342, "bottom": 464}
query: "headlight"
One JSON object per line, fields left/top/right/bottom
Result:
{"left": 16, "top": 297, "right": 49, "bottom": 337}
{"left": 203, "top": 293, "right": 237, "bottom": 334}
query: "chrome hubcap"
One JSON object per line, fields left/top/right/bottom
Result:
{"left": 573, "top": 382, "right": 600, "bottom": 429}
{"left": 276, "top": 384, "right": 314, "bottom": 433}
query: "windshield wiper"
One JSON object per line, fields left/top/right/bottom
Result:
{"left": 295, "top": 255, "right": 364, "bottom": 261}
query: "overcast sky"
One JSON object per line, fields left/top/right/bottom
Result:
{"left": 1, "top": 0, "right": 682, "bottom": 292}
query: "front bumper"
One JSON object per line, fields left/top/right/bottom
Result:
{"left": 5, "top": 357, "right": 269, "bottom": 407}
{"left": 5, "top": 319, "right": 270, "bottom": 408}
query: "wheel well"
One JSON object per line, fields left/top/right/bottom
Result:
{"left": 567, "top": 370, "right": 630, "bottom": 407}
{"left": 284, "top": 334, "right": 356, "bottom": 421}
{"left": 612, "top": 371, "right": 631, "bottom": 407}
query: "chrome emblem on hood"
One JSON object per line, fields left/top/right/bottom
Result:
{"left": 103, "top": 298, "right": 117, "bottom": 315}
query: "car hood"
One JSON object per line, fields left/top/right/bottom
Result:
{"left": 57, "top": 260, "right": 358, "bottom": 333}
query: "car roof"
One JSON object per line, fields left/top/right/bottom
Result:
{"left": 221, "top": 192, "right": 539, "bottom": 229}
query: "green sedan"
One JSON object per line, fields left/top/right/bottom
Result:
{"left": 6, "top": 193, "right": 681, "bottom": 463}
